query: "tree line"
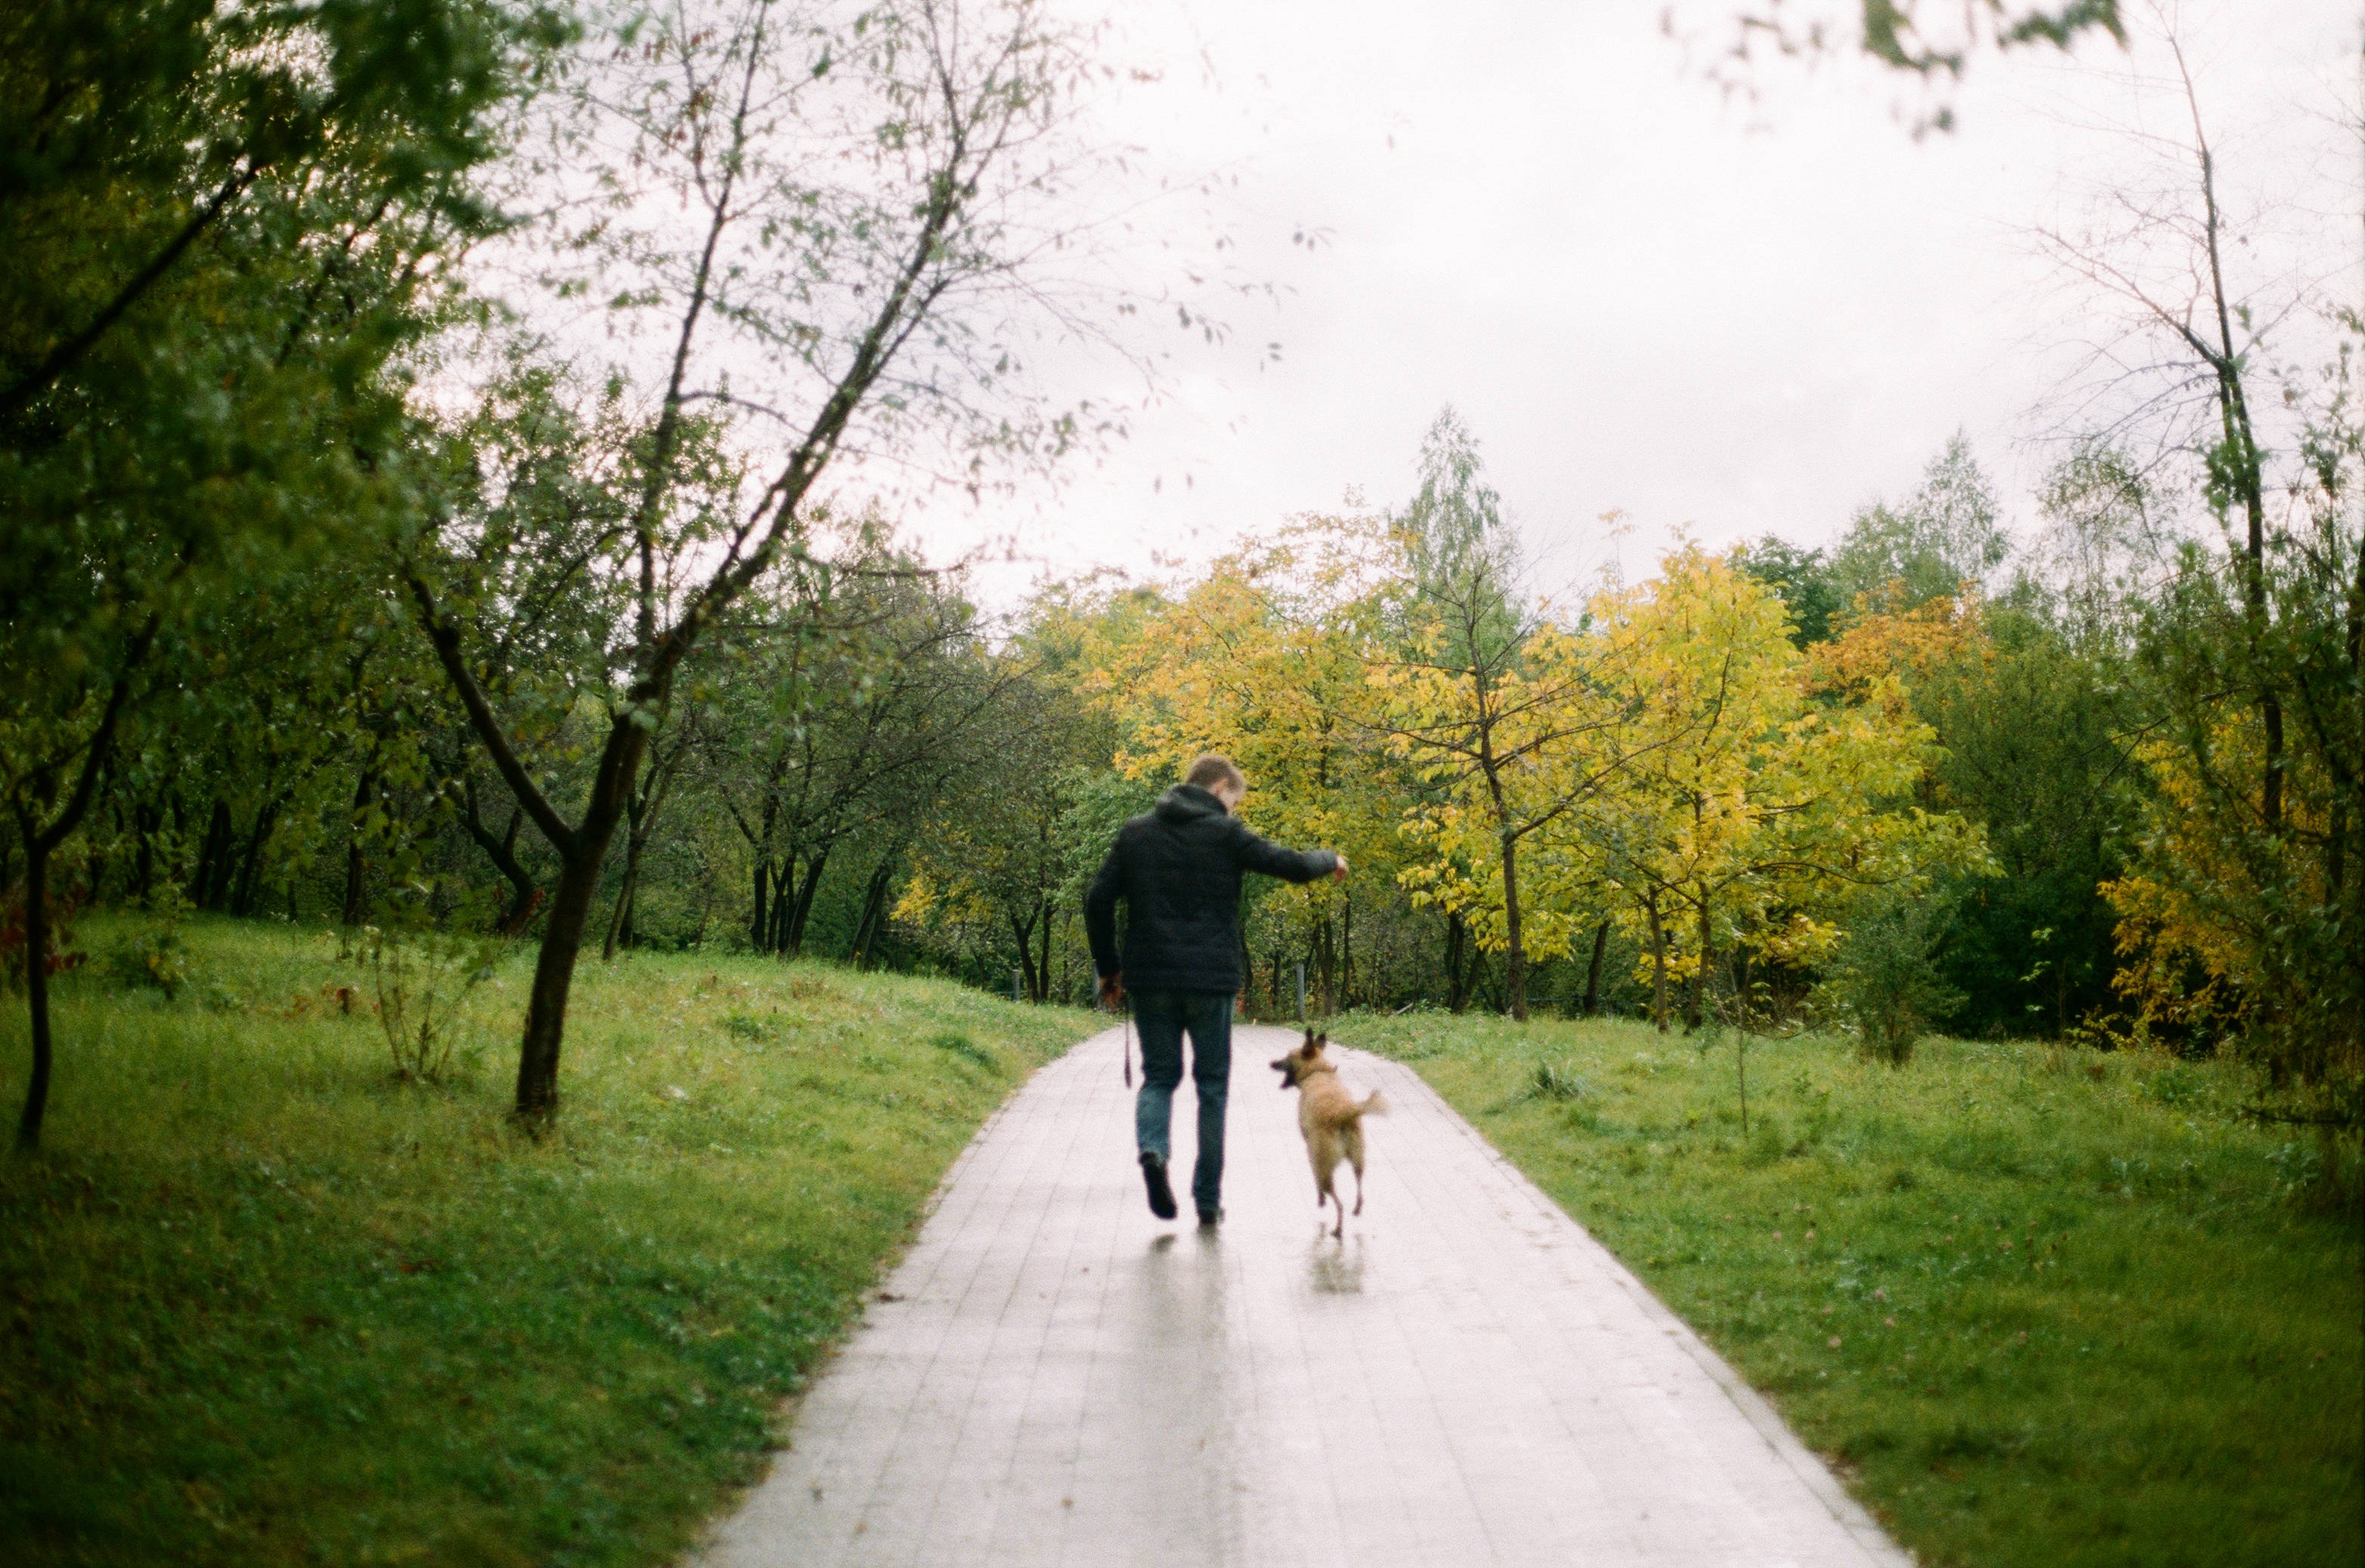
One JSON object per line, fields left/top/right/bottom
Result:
{"left": 5, "top": 0, "right": 2353, "bottom": 1152}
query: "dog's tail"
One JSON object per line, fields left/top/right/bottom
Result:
{"left": 1355, "top": 1090, "right": 1389, "bottom": 1119}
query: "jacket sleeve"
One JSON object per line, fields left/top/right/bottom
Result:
{"left": 1231, "top": 820, "right": 1339, "bottom": 884}
{"left": 1084, "top": 833, "right": 1127, "bottom": 978}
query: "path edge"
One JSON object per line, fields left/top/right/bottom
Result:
{"left": 678, "top": 1025, "right": 1108, "bottom": 1567}
{"left": 1338, "top": 1043, "right": 1920, "bottom": 1568}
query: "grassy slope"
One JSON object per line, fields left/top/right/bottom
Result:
{"left": 0, "top": 917, "right": 1094, "bottom": 1568}
{"left": 1336, "top": 1011, "right": 2362, "bottom": 1568}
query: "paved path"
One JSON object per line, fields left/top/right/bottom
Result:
{"left": 697, "top": 1025, "right": 1912, "bottom": 1567}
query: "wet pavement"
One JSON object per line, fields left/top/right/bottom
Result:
{"left": 696, "top": 1024, "right": 1912, "bottom": 1567}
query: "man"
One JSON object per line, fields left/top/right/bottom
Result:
{"left": 1085, "top": 753, "right": 1349, "bottom": 1226}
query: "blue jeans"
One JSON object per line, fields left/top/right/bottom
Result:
{"left": 1133, "top": 990, "right": 1233, "bottom": 1217}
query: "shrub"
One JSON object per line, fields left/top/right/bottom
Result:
{"left": 1822, "top": 892, "right": 1964, "bottom": 1066}
{"left": 1528, "top": 1059, "right": 1591, "bottom": 1101}
{"left": 103, "top": 923, "right": 190, "bottom": 999}
{"left": 363, "top": 916, "right": 505, "bottom": 1084}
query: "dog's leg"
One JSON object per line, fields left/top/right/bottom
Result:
{"left": 1343, "top": 1125, "right": 1366, "bottom": 1216}
{"left": 1313, "top": 1144, "right": 1344, "bottom": 1233}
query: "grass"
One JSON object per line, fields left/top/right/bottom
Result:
{"left": 0, "top": 915, "right": 1095, "bottom": 1568}
{"left": 1334, "top": 1009, "right": 2363, "bottom": 1568}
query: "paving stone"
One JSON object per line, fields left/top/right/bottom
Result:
{"left": 696, "top": 1025, "right": 1912, "bottom": 1567}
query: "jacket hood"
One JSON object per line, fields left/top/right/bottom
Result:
{"left": 1154, "top": 783, "right": 1229, "bottom": 824}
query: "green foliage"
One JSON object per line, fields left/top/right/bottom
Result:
{"left": 0, "top": 918, "right": 1091, "bottom": 1567}
{"left": 1830, "top": 434, "right": 2009, "bottom": 617}
{"left": 98, "top": 920, "right": 190, "bottom": 1000}
{"left": 1822, "top": 893, "right": 1965, "bottom": 1065}
{"left": 362, "top": 902, "right": 507, "bottom": 1084}
{"left": 2103, "top": 326, "right": 2363, "bottom": 1098}
{"left": 1915, "top": 605, "right": 2141, "bottom": 1037}
{"left": 1526, "top": 1058, "right": 1591, "bottom": 1101}
{"left": 1733, "top": 534, "right": 1842, "bottom": 647}
{"left": 1345, "top": 1008, "right": 2362, "bottom": 1568}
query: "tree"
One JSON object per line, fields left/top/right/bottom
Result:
{"left": 1733, "top": 535, "right": 1843, "bottom": 648}
{"left": 2, "top": 0, "right": 536, "bottom": 1149}
{"left": 1374, "top": 411, "right": 1622, "bottom": 1022}
{"left": 1822, "top": 889, "right": 1965, "bottom": 1065}
{"left": 1549, "top": 547, "right": 1986, "bottom": 1034}
{"left": 2025, "top": 5, "right": 2356, "bottom": 1099}
{"left": 405, "top": 0, "right": 1144, "bottom": 1123}
{"left": 1078, "top": 517, "right": 1410, "bottom": 1014}
{"left": 1682, "top": 0, "right": 2126, "bottom": 135}
{"left": 692, "top": 533, "right": 1008, "bottom": 961}
{"left": 2104, "top": 317, "right": 2363, "bottom": 1098}
{"left": 1918, "top": 611, "right": 2138, "bottom": 1035}
{"left": 2032, "top": 8, "right": 2292, "bottom": 837}
{"left": 891, "top": 690, "right": 1083, "bottom": 1002}
{"left": 1829, "top": 433, "right": 2010, "bottom": 618}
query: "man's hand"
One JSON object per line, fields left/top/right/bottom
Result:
{"left": 1098, "top": 972, "right": 1125, "bottom": 1010}
{"left": 1331, "top": 852, "right": 1350, "bottom": 883}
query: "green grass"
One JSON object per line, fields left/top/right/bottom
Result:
{"left": 1334, "top": 1010, "right": 2363, "bottom": 1568}
{"left": 0, "top": 916, "right": 1094, "bottom": 1567}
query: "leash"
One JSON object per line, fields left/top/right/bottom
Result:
{"left": 1122, "top": 1004, "right": 1133, "bottom": 1088}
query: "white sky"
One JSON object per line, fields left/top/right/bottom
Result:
{"left": 869, "top": 0, "right": 2361, "bottom": 603}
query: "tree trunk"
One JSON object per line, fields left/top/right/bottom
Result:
{"left": 1312, "top": 914, "right": 1334, "bottom": 1016}
{"left": 1646, "top": 894, "right": 1670, "bottom": 1034}
{"left": 603, "top": 790, "right": 651, "bottom": 961}
{"left": 10, "top": 648, "right": 141, "bottom": 1150}
{"left": 850, "top": 852, "right": 898, "bottom": 969}
{"left": 602, "top": 827, "right": 647, "bottom": 962}
{"left": 230, "top": 803, "right": 277, "bottom": 917}
{"left": 1683, "top": 893, "right": 1711, "bottom": 1034}
{"left": 1499, "top": 831, "right": 1528, "bottom": 1022}
{"left": 342, "top": 769, "right": 376, "bottom": 926}
{"left": 509, "top": 722, "right": 648, "bottom": 1123}
{"left": 750, "top": 860, "right": 769, "bottom": 952}
{"left": 1341, "top": 891, "right": 1354, "bottom": 1010}
{"left": 195, "top": 798, "right": 233, "bottom": 911}
{"left": 132, "top": 800, "right": 159, "bottom": 904}
{"left": 517, "top": 850, "right": 604, "bottom": 1121}
{"left": 1039, "top": 905, "right": 1054, "bottom": 1004}
{"left": 1443, "top": 913, "right": 1462, "bottom": 1011}
{"left": 1016, "top": 903, "right": 1056, "bottom": 1003}
{"left": 784, "top": 849, "right": 829, "bottom": 957}
{"left": 1582, "top": 918, "right": 1609, "bottom": 1017}
{"left": 2222, "top": 379, "right": 2283, "bottom": 834}
{"left": 766, "top": 861, "right": 792, "bottom": 953}
{"left": 14, "top": 822, "right": 54, "bottom": 1151}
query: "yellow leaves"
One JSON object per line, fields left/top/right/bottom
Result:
{"left": 2100, "top": 703, "right": 2337, "bottom": 1044}
{"left": 1519, "top": 546, "right": 1984, "bottom": 970}
{"left": 1067, "top": 525, "right": 1985, "bottom": 985}
{"left": 1807, "top": 591, "right": 1983, "bottom": 710}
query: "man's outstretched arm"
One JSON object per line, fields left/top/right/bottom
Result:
{"left": 1232, "top": 821, "right": 1345, "bottom": 884}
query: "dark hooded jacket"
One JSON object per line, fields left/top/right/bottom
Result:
{"left": 1084, "top": 783, "right": 1339, "bottom": 995}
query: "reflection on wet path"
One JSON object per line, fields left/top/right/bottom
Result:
{"left": 698, "top": 1024, "right": 1912, "bottom": 1568}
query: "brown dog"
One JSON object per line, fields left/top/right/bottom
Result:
{"left": 1271, "top": 1030, "right": 1387, "bottom": 1238}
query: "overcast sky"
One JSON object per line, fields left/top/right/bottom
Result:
{"left": 878, "top": 1, "right": 2360, "bottom": 603}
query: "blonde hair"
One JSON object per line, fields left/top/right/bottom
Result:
{"left": 1184, "top": 753, "right": 1246, "bottom": 795}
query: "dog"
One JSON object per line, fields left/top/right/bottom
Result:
{"left": 1271, "top": 1030, "right": 1387, "bottom": 1238}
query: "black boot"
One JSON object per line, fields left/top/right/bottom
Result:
{"left": 1139, "top": 1151, "right": 1177, "bottom": 1220}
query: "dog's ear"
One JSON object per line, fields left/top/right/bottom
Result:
{"left": 1315, "top": 1032, "right": 1328, "bottom": 1049}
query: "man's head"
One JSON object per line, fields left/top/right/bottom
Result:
{"left": 1184, "top": 753, "right": 1246, "bottom": 812}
